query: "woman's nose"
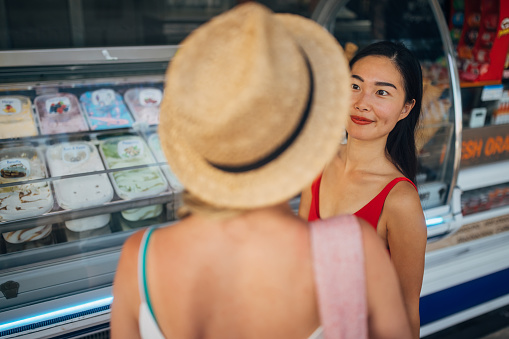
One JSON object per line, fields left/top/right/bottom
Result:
{"left": 353, "top": 92, "right": 371, "bottom": 111}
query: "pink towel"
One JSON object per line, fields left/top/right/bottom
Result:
{"left": 310, "top": 215, "right": 367, "bottom": 339}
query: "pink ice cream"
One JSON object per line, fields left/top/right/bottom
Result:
{"left": 35, "top": 93, "right": 88, "bottom": 135}
{"left": 124, "top": 88, "right": 162, "bottom": 125}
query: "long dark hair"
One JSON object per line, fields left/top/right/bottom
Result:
{"left": 349, "top": 41, "right": 422, "bottom": 184}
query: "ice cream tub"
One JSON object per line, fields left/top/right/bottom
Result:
{"left": 124, "top": 88, "right": 162, "bottom": 125}
{"left": 99, "top": 136, "right": 168, "bottom": 220}
{"left": 118, "top": 205, "right": 165, "bottom": 230}
{"left": 2, "top": 225, "right": 53, "bottom": 244}
{"left": 99, "top": 136, "right": 168, "bottom": 198}
{"left": 0, "top": 95, "right": 38, "bottom": 139}
{"left": 34, "top": 93, "right": 88, "bottom": 135}
{"left": 80, "top": 89, "right": 134, "bottom": 131}
{"left": 121, "top": 204, "right": 162, "bottom": 222}
{"left": 3, "top": 226, "right": 55, "bottom": 252}
{"left": 147, "top": 133, "right": 184, "bottom": 192}
{"left": 46, "top": 141, "right": 114, "bottom": 231}
{"left": 0, "top": 147, "right": 54, "bottom": 221}
{"left": 64, "top": 222, "right": 112, "bottom": 242}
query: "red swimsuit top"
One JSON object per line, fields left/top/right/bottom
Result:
{"left": 308, "top": 174, "right": 417, "bottom": 229}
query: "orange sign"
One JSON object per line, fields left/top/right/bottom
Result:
{"left": 461, "top": 124, "right": 509, "bottom": 167}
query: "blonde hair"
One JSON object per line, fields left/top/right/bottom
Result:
{"left": 177, "top": 190, "right": 246, "bottom": 220}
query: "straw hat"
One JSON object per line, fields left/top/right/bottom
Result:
{"left": 159, "top": 2, "right": 350, "bottom": 209}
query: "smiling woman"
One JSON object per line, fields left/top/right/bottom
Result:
{"left": 348, "top": 55, "right": 415, "bottom": 145}
{"left": 299, "top": 41, "right": 427, "bottom": 339}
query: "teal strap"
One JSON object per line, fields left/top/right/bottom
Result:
{"left": 141, "top": 227, "right": 158, "bottom": 325}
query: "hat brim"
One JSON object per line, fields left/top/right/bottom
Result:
{"left": 160, "top": 13, "right": 350, "bottom": 209}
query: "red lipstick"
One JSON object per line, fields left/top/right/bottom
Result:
{"left": 350, "top": 115, "right": 373, "bottom": 125}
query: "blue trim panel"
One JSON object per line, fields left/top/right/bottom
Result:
{"left": 0, "top": 305, "right": 110, "bottom": 337}
{"left": 420, "top": 267, "right": 509, "bottom": 326}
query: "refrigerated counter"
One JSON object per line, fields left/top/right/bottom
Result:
{"left": 0, "top": 0, "right": 508, "bottom": 338}
{"left": 0, "top": 74, "right": 182, "bottom": 338}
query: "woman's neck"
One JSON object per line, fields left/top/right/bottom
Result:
{"left": 342, "top": 137, "right": 390, "bottom": 173}
{"left": 188, "top": 201, "right": 295, "bottom": 224}
{"left": 184, "top": 202, "right": 302, "bottom": 242}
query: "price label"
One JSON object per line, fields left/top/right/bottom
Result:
{"left": 481, "top": 85, "right": 503, "bottom": 101}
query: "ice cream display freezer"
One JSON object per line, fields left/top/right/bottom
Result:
{"left": 0, "top": 72, "right": 184, "bottom": 337}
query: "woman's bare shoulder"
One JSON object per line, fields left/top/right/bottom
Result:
{"left": 387, "top": 179, "right": 421, "bottom": 206}
{"left": 121, "top": 220, "right": 192, "bottom": 259}
{"left": 384, "top": 179, "right": 427, "bottom": 234}
{"left": 121, "top": 229, "right": 146, "bottom": 259}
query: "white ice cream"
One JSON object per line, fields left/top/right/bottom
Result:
{"left": 46, "top": 141, "right": 114, "bottom": 231}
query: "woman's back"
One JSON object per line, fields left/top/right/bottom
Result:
{"left": 113, "top": 204, "right": 411, "bottom": 339}
{"left": 139, "top": 205, "right": 320, "bottom": 338}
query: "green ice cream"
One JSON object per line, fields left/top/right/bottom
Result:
{"left": 100, "top": 136, "right": 168, "bottom": 200}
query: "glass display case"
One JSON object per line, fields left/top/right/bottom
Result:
{"left": 1, "top": 0, "right": 506, "bottom": 338}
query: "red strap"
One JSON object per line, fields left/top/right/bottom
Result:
{"left": 310, "top": 215, "right": 367, "bottom": 339}
{"left": 310, "top": 175, "right": 416, "bottom": 229}
{"left": 354, "top": 177, "right": 416, "bottom": 229}
{"left": 308, "top": 173, "right": 323, "bottom": 222}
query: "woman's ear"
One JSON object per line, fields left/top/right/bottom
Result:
{"left": 398, "top": 99, "right": 415, "bottom": 121}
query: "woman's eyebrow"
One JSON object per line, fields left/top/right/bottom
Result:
{"left": 375, "top": 81, "right": 397, "bottom": 90}
{"left": 351, "top": 75, "right": 397, "bottom": 90}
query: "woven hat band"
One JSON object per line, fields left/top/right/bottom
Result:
{"left": 207, "top": 49, "right": 314, "bottom": 173}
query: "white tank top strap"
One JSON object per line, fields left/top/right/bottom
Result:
{"left": 137, "top": 226, "right": 166, "bottom": 339}
{"left": 137, "top": 226, "right": 157, "bottom": 305}
{"left": 308, "top": 326, "right": 324, "bottom": 339}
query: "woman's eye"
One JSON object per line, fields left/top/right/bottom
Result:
{"left": 376, "top": 90, "right": 389, "bottom": 96}
{"left": 351, "top": 84, "right": 360, "bottom": 90}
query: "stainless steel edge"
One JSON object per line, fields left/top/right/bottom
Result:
{"left": 0, "top": 45, "right": 179, "bottom": 67}
{"left": 0, "top": 74, "right": 165, "bottom": 92}
{"left": 428, "top": 0, "right": 463, "bottom": 206}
